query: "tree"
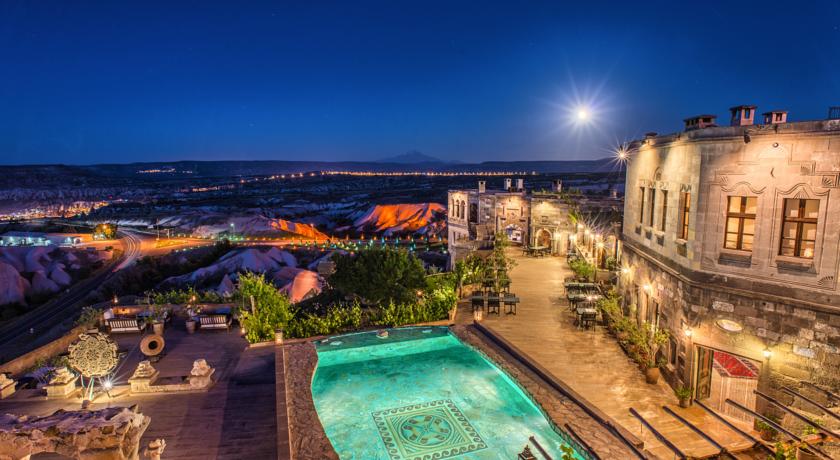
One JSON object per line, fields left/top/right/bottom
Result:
{"left": 330, "top": 247, "right": 426, "bottom": 306}
{"left": 236, "top": 272, "right": 293, "bottom": 343}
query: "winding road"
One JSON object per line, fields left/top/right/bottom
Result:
{"left": 0, "top": 230, "right": 144, "bottom": 361}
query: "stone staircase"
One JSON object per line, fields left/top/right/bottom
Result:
{"left": 630, "top": 404, "right": 760, "bottom": 459}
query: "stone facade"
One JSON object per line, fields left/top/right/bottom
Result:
{"left": 620, "top": 117, "right": 840, "bottom": 422}
{"left": 447, "top": 179, "right": 573, "bottom": 265}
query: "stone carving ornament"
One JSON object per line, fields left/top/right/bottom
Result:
{"left": 68, "top": 332, "right": 119, "bottom": 378}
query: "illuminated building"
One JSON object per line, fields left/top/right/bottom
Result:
{"left": 620, "top": 105, "right": 840, "bottom": 422}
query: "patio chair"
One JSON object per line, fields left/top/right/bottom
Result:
{"left": 487, "top": 293, "right": 501, "bottom": 315}
{"left": 107, "top": 317, "right": 143, "bottom": 334}
{"left": 199, "top": 314, "right": 231, "bottom": 331}
{"left": 471, "top": 295, "right": 484, "bottom": 312}
{"left": 503, "top": 296, "right": 517, "bottom": 315}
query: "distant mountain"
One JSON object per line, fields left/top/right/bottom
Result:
{"left": 377, "top": 151, "right": 445, "bottom": 164}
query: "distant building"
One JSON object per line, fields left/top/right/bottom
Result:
{"left": 0, "top": 232, "right": 84, "bottom": 247}
{"left": 447, "top": 178, "right": 582, "bottom": 265}
{"left": 620, "top": 106, "right": 840, "bottom": 423}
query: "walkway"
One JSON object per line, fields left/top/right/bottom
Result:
{"left": 477, "top": 250, "right": 759, "bottom": 459}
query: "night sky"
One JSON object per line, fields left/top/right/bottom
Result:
{"left": 1, "top": 1, "right": 839, "bottom": 165}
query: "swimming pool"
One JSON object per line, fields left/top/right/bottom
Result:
{"left": 311, "top": 327, "right": 584, "bottom": 459}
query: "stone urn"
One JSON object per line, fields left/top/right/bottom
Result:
{"left": 644, "top": 367, "right": 660, "bottom": 385}
{"left": 185, "top": 319, "right": 196, "bottom": 334}
{"left": 152, "top": 321, "right": 164, "bottom": 336}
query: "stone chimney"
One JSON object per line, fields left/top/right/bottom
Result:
{"left": 478, "top": 180, "right": 486, "bottom": 193}
{"left": 730, "top": 105, "right": 756, "bottom": 126}
{"left": 763, "top": 110, "right": 788, "bottom": 124}
{"left": 515, "top": 178, "right": 524, "bottom": 191}
{"left": 684, "top": 115, "right": 717, "bottom": 131}
{"left": 503, "top": 178, "right": 512, "bottom": 191}
{"left": 552, "top": 179, "right": 563, "bottom": 193}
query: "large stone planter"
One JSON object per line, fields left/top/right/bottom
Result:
{"left": 152, "top": 322, "right": 164, "bottom": 336}
{"left": 644, "top": 367, "right": 660, "bottom": 385}
{"left": 185, "top": 320, "right": 196, "bottom": 334}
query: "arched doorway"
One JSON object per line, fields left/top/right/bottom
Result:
{"left": 505, "top": 224, "right": 524, "bottom": 244}
{"left": 535, "top": 229, "right": 551, "bottom": 248}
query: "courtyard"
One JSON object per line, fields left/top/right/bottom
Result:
{"left": 475, "top": 249, "right": 760, "bottom": 459}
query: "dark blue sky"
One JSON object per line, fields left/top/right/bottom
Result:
{"left": 1, "top": 1, "right": 838, "bottom": 165}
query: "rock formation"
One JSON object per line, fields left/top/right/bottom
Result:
{"left": 0, "top": 406, "right": 151, "bottom": 460}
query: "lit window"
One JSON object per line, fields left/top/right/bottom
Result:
{"left": 724, "top": 196, "right": 757, "bottom": 251}
{"left": 780, "top": 199, "right": 818, "bottom": 259}
{"left": 679, "top": 192, "right": 690, "bottom": 240}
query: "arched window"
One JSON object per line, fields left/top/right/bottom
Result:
{"left": 460, "top": 200, "right": 466, "bottom": 219}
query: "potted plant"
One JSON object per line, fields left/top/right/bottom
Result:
{"left": 185, "top": 304, "right": 201, "bottom": 334}
{"left": 674, "top": 386, "right": 692, "bottom": 408}
{"left": 757, "top": 416, "right": 781, "bottom": 442}
{"left": 148, "top": 304, "right": 168, "bottom": 335}
{"left": 642, "top": 322, "right": 669, "bottom": 385}
{"left": 75, "top": 306, "right": 102, "bottom": 333}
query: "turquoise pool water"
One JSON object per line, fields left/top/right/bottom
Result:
{"left": 311, "top": 327, "right": 583, "bottom": 459}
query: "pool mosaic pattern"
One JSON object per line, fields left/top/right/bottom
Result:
{"left": 372, "top": 399, "right": 486, "bottom": 460}
{"left": 311, "top": 327, "right": 583, "bottom": 459}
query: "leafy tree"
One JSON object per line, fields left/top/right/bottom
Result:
{"left": 330, "top": 247, "right": 426, "bottom": 306}
{"left": 236, "top": 272, "right": 293, "bottom": 343}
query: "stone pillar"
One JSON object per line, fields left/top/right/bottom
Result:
{"left": 128, "top": 361, "right": 160, "bottom": 393}
{"left": 45, "top": 368, "right": 78, "bottom": 399}
{"left": 0, "top": 374, "right": 15, "bottom": 399}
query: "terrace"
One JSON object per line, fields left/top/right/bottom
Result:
{"left": 476, "top": 249, "right": 765, "bottom": 459}
{"left": 0, "top": 321, "right": 277, "bottom": 459}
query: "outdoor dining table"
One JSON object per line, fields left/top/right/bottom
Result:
{"left": 575, "top": 306, "right": 598, "bottom": 329}
{"left": 526, "top": 245, "right": 550, "bottom": 257}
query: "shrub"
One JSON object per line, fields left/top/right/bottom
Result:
{"left": 330, "top": 247, "right": 426, "bottom": 306}
{"left": 568, "top": 258, "right": 595, "bottom": 280}
{"left": 285, "top": 301, "right": 362, "bottom": 338}
{"left": 236, "top": 272, "right": 293, "bottom": 343}
{"left": 148, "top": 287, "right": 224, "bottom": 305}
{"left": 75, "top": 306, "right": 101, "bottom": 329}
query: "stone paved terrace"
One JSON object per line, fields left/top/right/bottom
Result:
{"left": 0, "top": 321, "right": 277, "bottom": 459}
{"left": 474, "top": 249, "right": 761, "bottom": 459}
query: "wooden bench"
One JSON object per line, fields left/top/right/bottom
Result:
{"left": 199, "top": 314, "right": 231, "bottom": 331}
{"left": 107, "top": 318, "right": 143, "bottom": 333}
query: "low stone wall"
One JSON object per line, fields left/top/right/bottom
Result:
{"left": 282, "top": 342, "right": 338, "bottom": 460}
{"left": 0, "top": 325, "right": 87, "bottom": 377}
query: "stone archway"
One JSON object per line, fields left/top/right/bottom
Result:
{"left": 535, "top": 229, "right": 552, "bottom": 248}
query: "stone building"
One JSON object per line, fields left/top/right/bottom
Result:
{"left": 619, "top": 106, "right": 840, "bottom": 423}
{"left": 447, "top": 179, "right": 574, "bottom": 264}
